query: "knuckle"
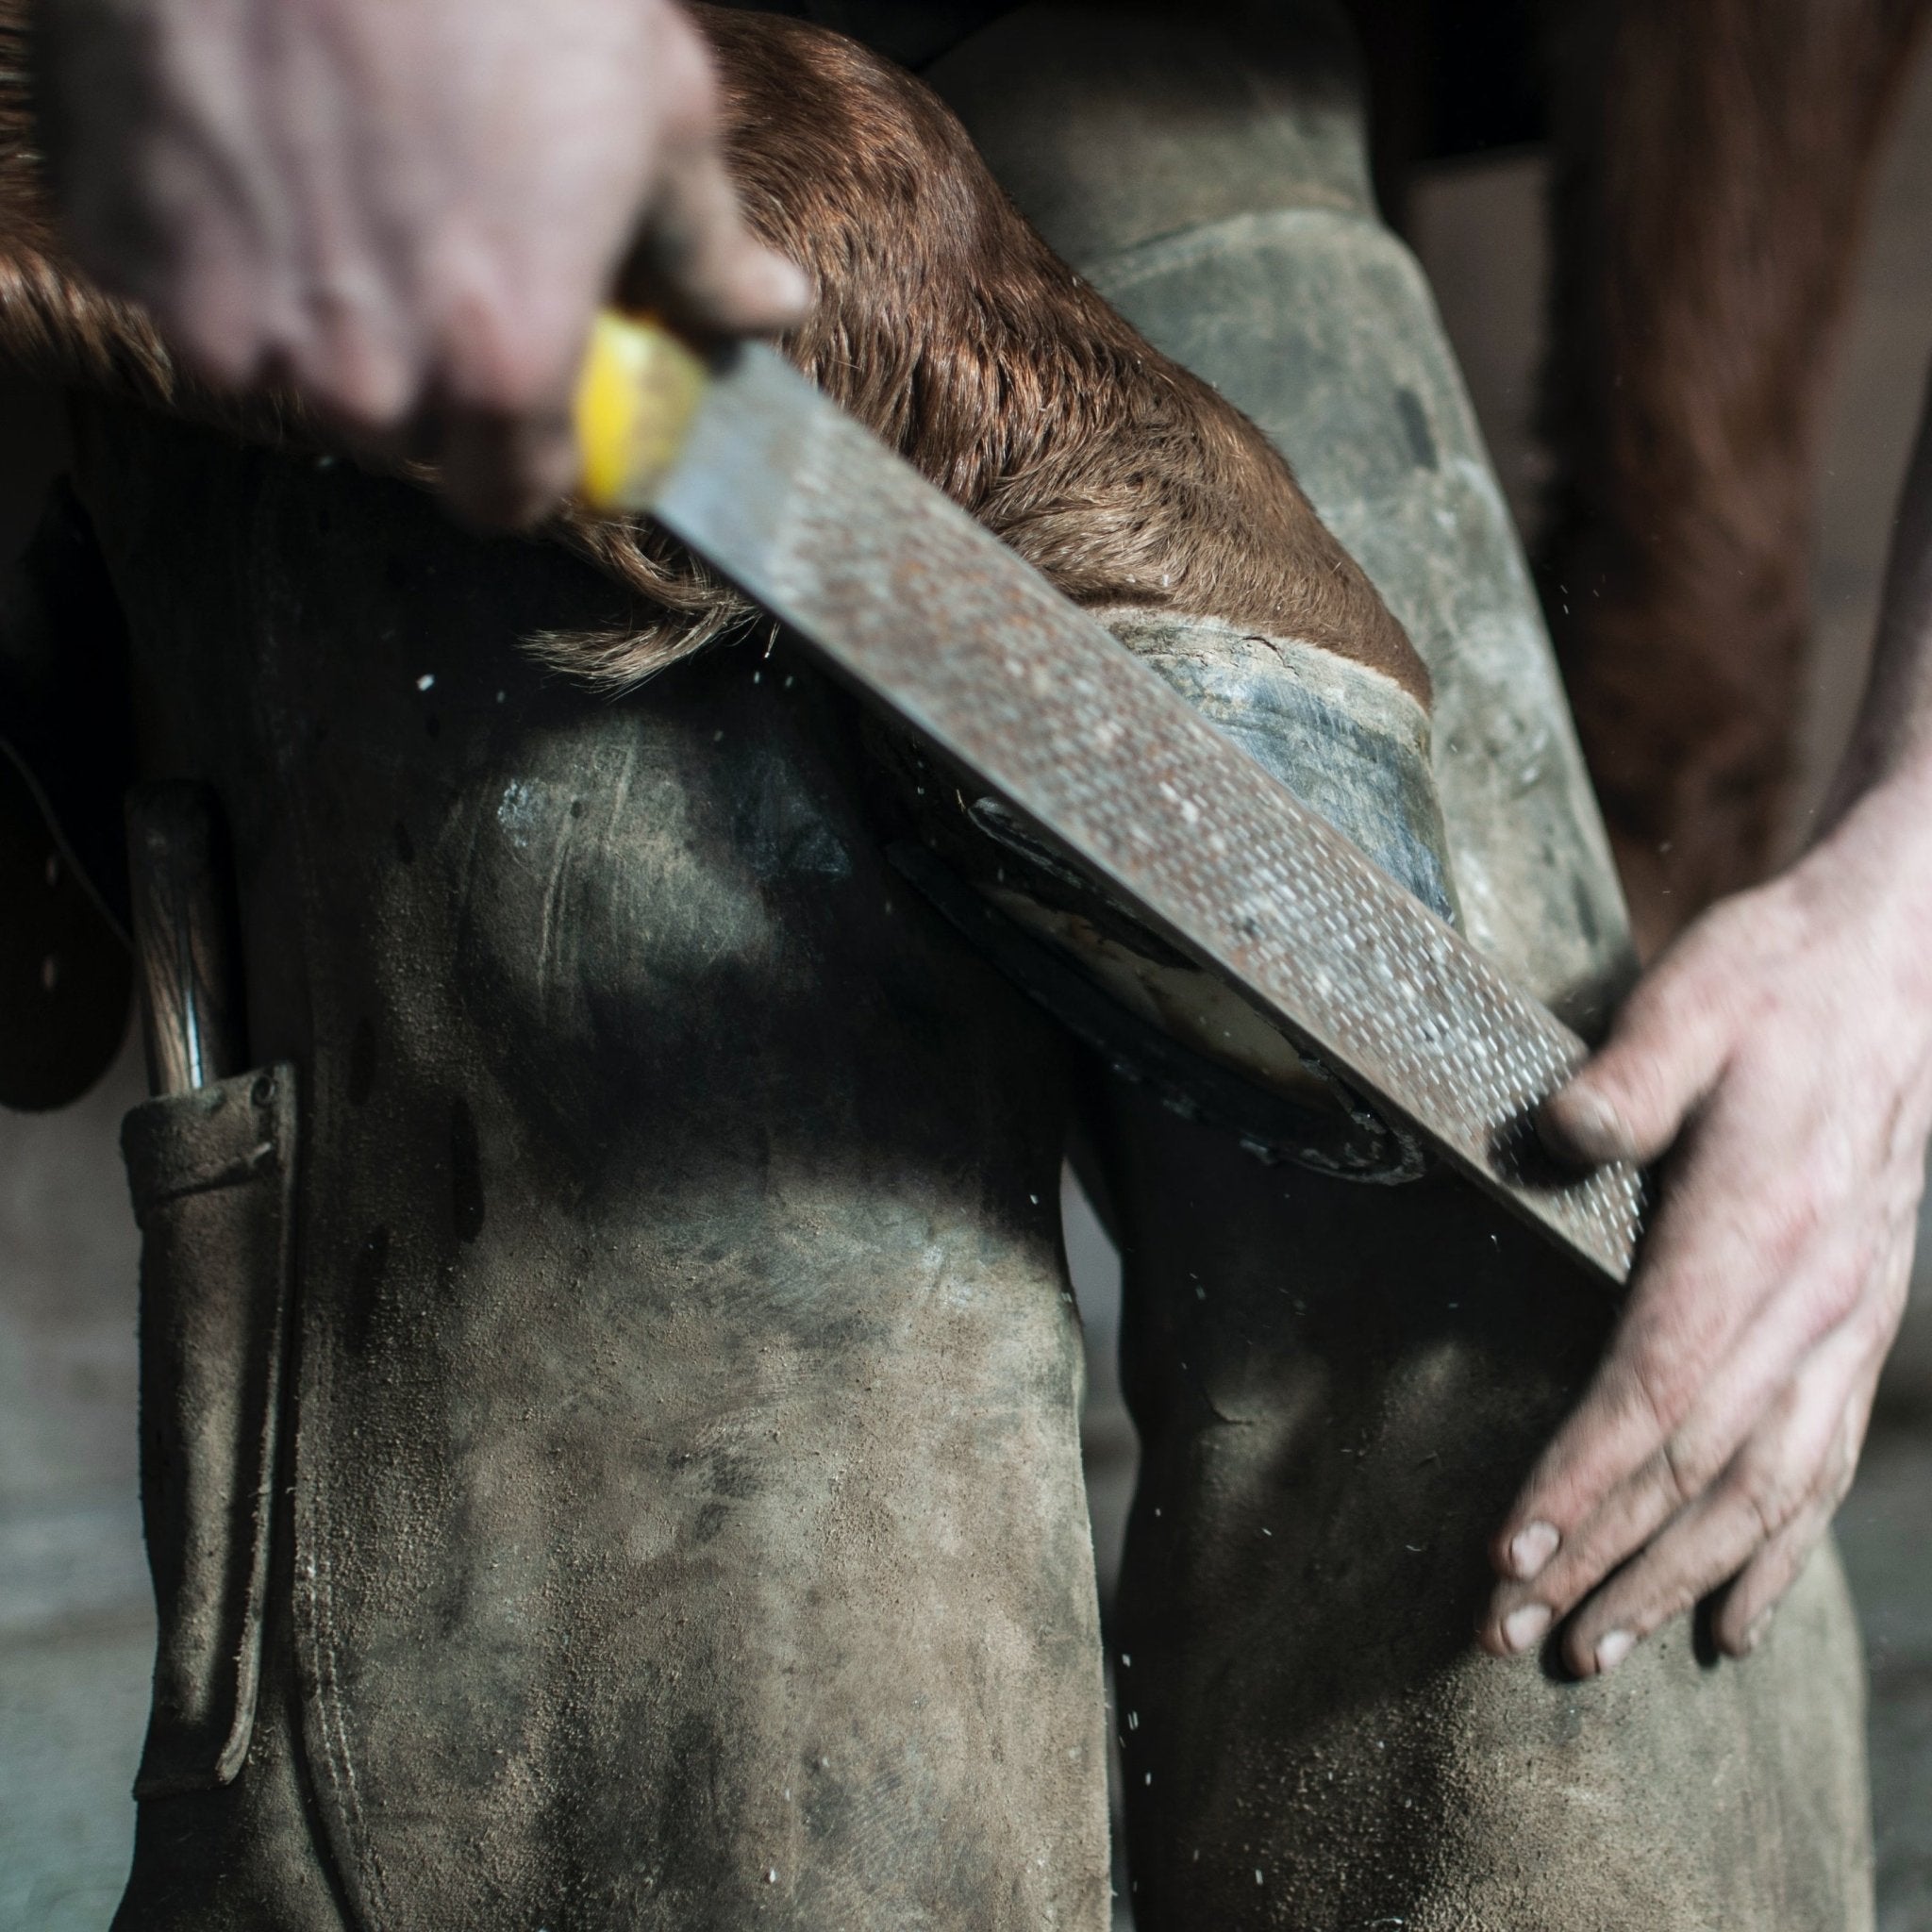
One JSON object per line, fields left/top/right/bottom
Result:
{"left": 1742, "top": 1189, "right": 1823, "bottom": 1281}
{"left": 1741, "top": 1487, "right": 1783, "bottom": 1549}
{"left": 1828, "top": 1407, "right": 1870, "bottom": 1499}
{"left": 1624, "top": 949, "right": 1721, "bottom": 1043}
{"left": 659, "top": 29, "right": 721, "bottom": 126}
{"left": 1523, "top": 1544, "right": 1598, "bottom": 1621}
{"left": 1656, "top": 1431, "right": 1716, "bottom": 1510}
{"left": 1824, "top": 1451, "right": 1859, "bottom": 1511}
{"left": 1699, "top": 886, "right": 1792, "bottom": 967}
{"left": 295, "top": 341, "right": 416, "bottom": 433}
{"left": 1800, "top": 1262, "right": 1863, "bottom": 1339}
{"left": 1874, "top": 1252, "right": 1913, "bottom": 1329}
{"left": 1847, "top": 1266, "right": 1908, "bottom": 1353}
{"left": 1637, "top": 1574, "right": 1704, "bottom": 1637}
{"left": 432, "top": 284, "right": 572, "bottom": 418}
{"left": 295, "top": 291, "right": 418, "bottom": 431}
{"left": 174, "top": 323, "right": 260, "bottom": 391}
{"left": 1730, "top": 1462, "right": 1800, "bottom": 1547}
{"left": 1626, "top": 1346, "right": 1692, "bottom": 1445}
{"left": 160, "top": 290, "right": 268, "bottom": 391}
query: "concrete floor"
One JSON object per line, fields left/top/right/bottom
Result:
{"left": 0, "top": 1044, "right": 148, "bottom": 1930}
{"left": 8, "top": 40, "right": 1932, "bottom": 1929}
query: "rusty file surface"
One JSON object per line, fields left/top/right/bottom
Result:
{"left": 642, "top": 343, "right": 1646, "bottom": 1284}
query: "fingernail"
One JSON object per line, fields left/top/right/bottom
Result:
{"left": 1740, "top": 1607, "right": 1774, "bottom": 1655}
{"left": 1551, "top": 1088, "right": 1629, "bottom": 1163}
{"left": 1503, "top": 1604, "right": 1553, "bottom": 1654}
{"left": 1508, "top": 1521, "right": 1560, "bottom": 1580}
{"left": 1594, "top": 1628, "right": 1637, "bottom": 1674}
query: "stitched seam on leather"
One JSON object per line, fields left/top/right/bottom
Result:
{"left": 252, "top": 459, "right": 394, "bottom": 1932}
{"left": 307, "top": 1335, "right": 393, "bottom": 1928}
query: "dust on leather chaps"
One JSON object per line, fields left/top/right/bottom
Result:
{"left": 94, "top": 4, "right": 1872, "bottom": 1928}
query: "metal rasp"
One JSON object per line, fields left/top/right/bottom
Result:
{"left": 574, "top": 315, "right": 1646, "bottom": 1284}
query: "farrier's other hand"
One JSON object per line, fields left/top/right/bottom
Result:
{"left": 1479, "top": 777, "right": 1932, "bottom": 1674}
{"left": 32, "top": 0, "right": 807, "bottom": 526}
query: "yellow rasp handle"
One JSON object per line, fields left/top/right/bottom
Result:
{"left": 572, "top": 310, "right": 710, "bottom": 513}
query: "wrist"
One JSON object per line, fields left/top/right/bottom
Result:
{"left": 1824, "top": 754, "right": 1932, "bottom": 866}
{"left": 1789, "top": 766, "right": 1932, "bottom": 993}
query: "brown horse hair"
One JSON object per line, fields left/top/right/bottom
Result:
{"left": 0, "top": 3, "right": 1425, "bottom": 702}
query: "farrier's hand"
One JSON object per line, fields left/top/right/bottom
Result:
{"left": 32, "top": 0, "right": 806, "bottom": 525}
{"left": 1479, "top": 775, "right": 1932, "bottom": 1674}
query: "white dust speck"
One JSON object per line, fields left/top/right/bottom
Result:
{"left": 496, "top": 778, "right": 541, "bottom": 850}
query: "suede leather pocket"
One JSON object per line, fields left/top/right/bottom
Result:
{"left": 122, "top": 1065, "right": 297, "bottom": 1797}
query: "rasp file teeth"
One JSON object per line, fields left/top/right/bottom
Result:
{"left": 652, "top": 344, "right": 1646, "bottom": 1285}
